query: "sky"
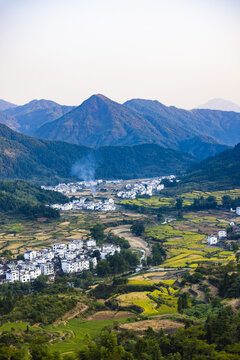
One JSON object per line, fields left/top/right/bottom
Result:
{"left": 0, "top": 0, "right": 240, "bottom": 109}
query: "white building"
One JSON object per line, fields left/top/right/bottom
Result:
{"left": 64, "top": 251, "right": 77, "bottom": 261}
{"left": 61, "top": 258, "right": 91, "bottom": 274}
{"left": 61, "top": 260, "right": 75, "bottom": 274}
{"left": 100, "top": 244, "right": 121, "bottom": 259}
{"left": 29, "top": 267, "right": 41, "bottom": 280}
{"left": 91, "top": 257, "right": 97, "bottom": 268}
{"left": 208, "top": 235, "right": 218, "bottom": 245}
{"left": 74, "top": 259, "right": 90, "bottom": 272}
{"left": 218, "top": 230, "right": 227, "bottom": 240}
{"left": 37, "top": 248, "right": 54, "bottom": 261}
{"left": 53, "top": 243, "right": 67, "bottom": 258}
{"left": 53, "top": 243, "right": 67, "bottom": 252}
{"left": 41, "top": 262, "right": 54, "bottom": 276}
{"left": 86, "top": 239, "right": 96, "bottom": 248}
{"left": 6, "top": 270, "right": 19, "bottom": 282}
{"left": 236, "top": 207, "right": 240, "bottom": 216}
{"left": 19, "top": 271, "right": 31, "bottom": 283}
{"left": 24, "top": 250, "right": 37, "bottom": 261}
{"left": 68, "top": 240, "right": 83, "bottom": 251}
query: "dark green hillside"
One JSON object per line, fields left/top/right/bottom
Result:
{"left": 0, "top": 123, "right": 90, "bottom": 184}
{"left": 184, "top": 142, "right": 240, "bottom": 188}
{"left": 0, "top": 123, "right": 196, "bottom": 184}
{"left": 95, "top": 144, "right": 196, "bottom": 179}
{"left": 0, "top": 180, "right": 68, "bottom": 218}
{"left": 178, "top": 136, "right": 229, "bottom": 160}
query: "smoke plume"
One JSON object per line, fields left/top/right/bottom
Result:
{"left": 71, "top": 153, "right": 97, "bottom": 195}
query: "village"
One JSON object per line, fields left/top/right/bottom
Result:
{"left": 42, "top": 176, "right": 177, "bottom": 212}
{"left": 50, "top": 198, "right": 116, "bottom": 212}
{"left": 0, "top": 239, "right": 120, "bottom": 283}
{"left": 41, "top": 179, "right": 121, "bottom": 194}
{"left": 116, "top": 176, "right": 175, "bottom": 199}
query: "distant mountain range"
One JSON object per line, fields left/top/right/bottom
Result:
{"left": 0, "top": 99, "right": 17, "bottom": 111}
{"left": 0, "top": 123, "right": 196, "bottom": 184}
{"left": 0, "top": 99, "right": 75, "bottom": 135}
{"left": 33, "top": 94, "right": 232, "bottom": 159}
{"left": 197, "top": 98, "right": 240, "bottom": 112}
{"left": 124, "top": 98, "right": 240, "bottom": 147}
{"left": 1, "top": 94, "right": 240, "bottom": 160}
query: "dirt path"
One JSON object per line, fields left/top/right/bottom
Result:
{"left": 87, "top": 310, "right": 134, "bottom": 321}
{"left": 119, "top": 318, "right": 184, "bottom": 334}
{"left": 53, "top": 302, "right": 88, "bottom": 326}
{"left": 111, "top": 224, "right": 150, "bottom": 256}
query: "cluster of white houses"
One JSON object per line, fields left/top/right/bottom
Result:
{"left": 116, "top": 176, "right": 175, "bottom": 199}
{"left": 207, "top": 230, "right": 227, "bottom": 245}
{"left": 51, "top": 198, "right": 116, "bottom": 212}
{"left": 42, "top": 179, "right": 121, "bottom": 194}
{"left": 1, "top": 239, "right": 120, "bottom": 283}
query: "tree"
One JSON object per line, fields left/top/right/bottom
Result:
{"left": 96, "top": 260, "right": 111, "bottom": 277}
{"left": 131, "top": 222, "right": 145, "bottom": 236}
{"left": 90, "top": 223, "right": 105, "bottom": 244}
{"left": 176, "top": 198, "right": 183, "bottom": 210}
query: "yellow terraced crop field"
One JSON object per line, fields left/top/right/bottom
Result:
{"left": 117, "top": 289, "right": 178, "bottom": 316}
{"left": 146, "top": 212, "right": 235, "bottom": 268}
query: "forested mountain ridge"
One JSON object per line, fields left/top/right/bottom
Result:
{"left": 35, "top": 94, "right": 230, "bottom": 159}
{"left": 0, "top": 99, "right": 17, "bottom": 111}
{"left": 0, "top": 95, "right": 234, "bottom": 160}
{"left": 184, "top": 142, "right": 240, "bottom": 187}
{"left": 0, "top": 99, "right": 75, "bottom": 135}
{"left": 35, "top": 94, "right": 168, "bottom": 147}
{"left": 125, "top": 98, "right": 240, "bottom": 146}
{"left": 0, "top": 180, "right": 68, "bottom": 218}
{"left": 0, "top": 123, "right": 196, "bottom": 184}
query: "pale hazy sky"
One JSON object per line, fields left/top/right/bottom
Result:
{"left": 0, "top": 0, "right": 239, "bottom": 108}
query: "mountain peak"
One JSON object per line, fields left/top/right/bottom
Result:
{"left": 196, "top": 98, "right": 240, "bottom": 112}
{"left": 95, "top": 93, "right": 109, "bottom": 100}
{"left": 0, "top": 99, "right": 17, "bottom": 111}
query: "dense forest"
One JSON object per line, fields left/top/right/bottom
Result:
{"left": 0, "top": 123, "right": 196, "bottom": 184}
{"left": 184, "top": 142, "right": 240, "bottom": 188}
{"left": 0, "top": 180, "right": 68, "bottom": 218}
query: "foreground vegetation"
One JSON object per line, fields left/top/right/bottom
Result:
{"left": 1, "top": 178, "right": 240, "bottom": 359}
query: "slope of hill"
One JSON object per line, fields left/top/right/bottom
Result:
{"left": 0, "top": 99, "right": 75, "bottom": 135}
{"left": 177, "top": 136, "right": 229, "bottom": 160}
{"left": 0, "top": 124, "right": 196, "bottom": 184}
{"left": 0, "top": 180, "right": 68, "bottom": 218}
{"left": 125, "top": 98, "right": 240, "bottom": 146}
{"left": 35, "top": 95, "right": 235, "bottom": 159}
{"left": 197, "top": 98, "right": 240, "bottom": 112}
{"left": 184, "top": 143, "right": 240, "bottom": 188}
{"left": 0, "top": 95, "right": 235, "bottom": 160}
{"left": 35, "top": 94, "right": 170, "bottom": 147}
{"left": 0, "top": 99, "right": 17, "bottom": 111}
{"left": 95, "top": 144, "right": 196, "bottom": 179}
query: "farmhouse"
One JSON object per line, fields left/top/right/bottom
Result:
{"left": 218, "top": 230, "right": 227, "bottom": 240}
{"left": 24, "top": 250, "right": 37, "bottom": 261}
{"left": 208, "top": 235, "right": 218, "bottom": 245}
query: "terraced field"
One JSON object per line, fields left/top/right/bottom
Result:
{"left": 120, "top": 188, "right": 240, "bottom": 209}
{"left": 146, "top": 211, "right": 236, "bottom": 268}
{"left": 117, "top": 288, "right": 178, "bottom": 316}
{"left": 0, "top": 319, "right": 124, "bottom": 354}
